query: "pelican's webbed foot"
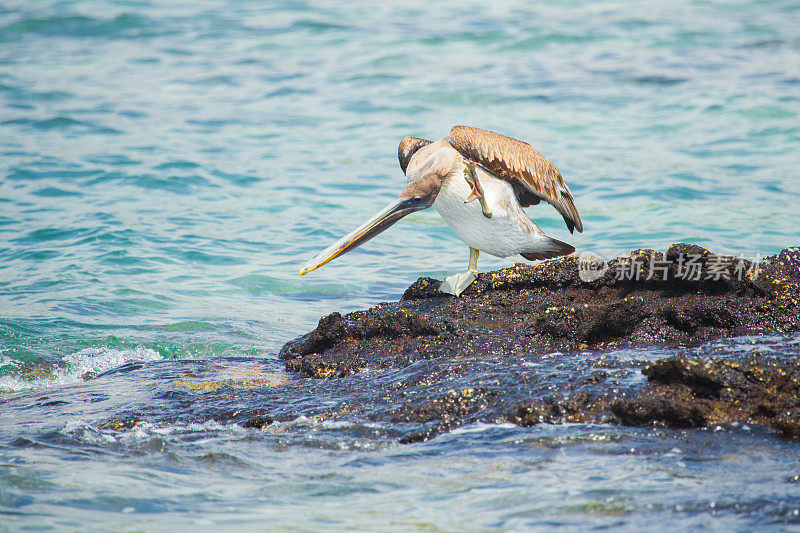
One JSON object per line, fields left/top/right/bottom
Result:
{"left": 439, "top": 270, "right": 477, "bottom": 297}
{"left": 462, "top": 162, "right": 492, "bottom": 219}
{"left": 439, "top": 247, "right": 480, "bottom": 297}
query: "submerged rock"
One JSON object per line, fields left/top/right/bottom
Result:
{"left": 613, "top": 355, "right": 800, "bottom": 437}
{"left": 281, "top": 244, "right": 800, "bottom": 440}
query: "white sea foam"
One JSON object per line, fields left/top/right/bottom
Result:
{"left": 59, "top": 419, "right": 247, "bottom": 446}
{"left": 450, "top": 422, "right": 518, "bottom": 434}
{"left": 0, "top": 346, "right": 161, "bottom": 392}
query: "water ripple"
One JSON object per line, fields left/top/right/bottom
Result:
{"left": 0, "top": 13, "right": 161, "bottom": 40}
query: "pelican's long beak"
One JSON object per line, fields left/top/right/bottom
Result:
{"left": 299, "top": 195, "right": 430, "bottom": 276}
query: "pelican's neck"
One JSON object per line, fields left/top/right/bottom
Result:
{"left": 405, "top": 138, "right": 460, "bottom": 183}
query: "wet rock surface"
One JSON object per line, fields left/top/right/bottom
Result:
{"left": 280, "top": 245, "right": 800, "bottom": 440}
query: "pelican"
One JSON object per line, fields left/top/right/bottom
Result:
{"left": 299, "top": 126, "right": 583, "bottom": 296}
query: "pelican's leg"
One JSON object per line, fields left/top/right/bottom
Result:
{"left": 468, "top": 247, "right": 479, "bottom": 272}
{"left": 462, "top": 163, "right": 492, "bottom": 219}
{"left": 439, "top": 247, "right": 480, "bottom": 297}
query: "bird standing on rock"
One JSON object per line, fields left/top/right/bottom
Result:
{"left": 299, "top": 126, "right": 583, "bottom": 296}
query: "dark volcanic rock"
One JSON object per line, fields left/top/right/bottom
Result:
{"left": 280, "top": 244, "right": 800, "bottom": 440}
{"left": 282, "top": 244, "right": 799, "bottom": 372}
{"left": 613, "top": 355, "right": 800, "bottom": 437}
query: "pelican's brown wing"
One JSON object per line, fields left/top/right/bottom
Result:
{"left": 449, "top": 125, "right": 583, "bottom": 233}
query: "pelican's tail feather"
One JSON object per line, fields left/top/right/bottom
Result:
{"left": 520, "top": 236, "right": 574, "bottom": 261}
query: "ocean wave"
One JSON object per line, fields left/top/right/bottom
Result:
{"left": 0, "top": 346, "right": 161, "bottom": 393}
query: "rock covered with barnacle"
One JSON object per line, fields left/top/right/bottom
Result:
{"left": 280, "top": 244, "right": 800, "bottom": 441}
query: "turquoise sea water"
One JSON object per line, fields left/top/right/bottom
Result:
{"left": 1, "top": 0, "right": 800, "bottom": 530}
